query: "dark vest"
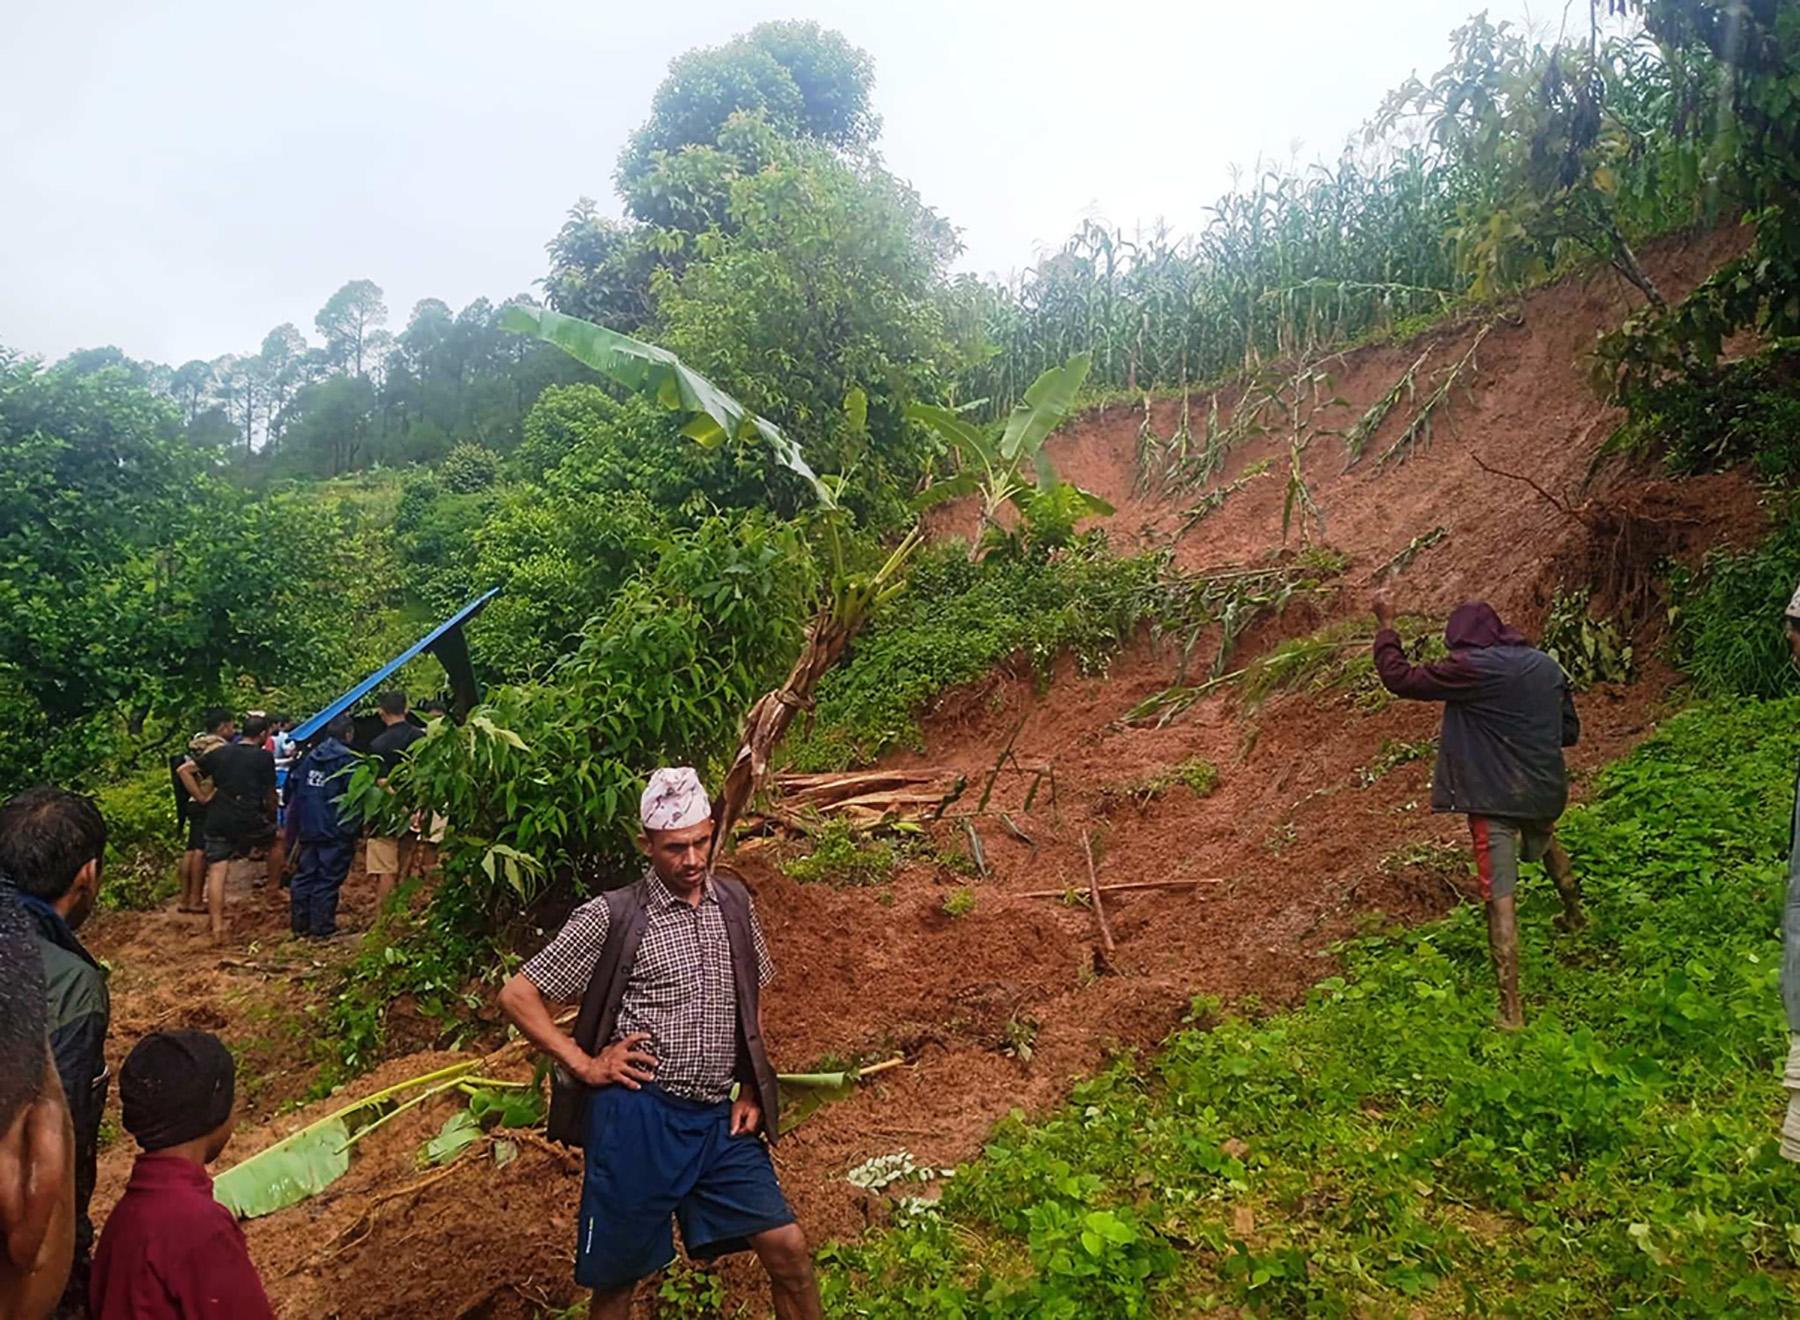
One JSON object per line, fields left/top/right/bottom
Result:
{"left": 546, "top": 872, "right": 780, "bottom": 1146}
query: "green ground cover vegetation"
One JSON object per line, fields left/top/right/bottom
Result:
{"left": 818, "top": 696, "right": 1800, "bottom": 1316}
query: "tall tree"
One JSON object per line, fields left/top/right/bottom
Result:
{"left": 258, "top": 323, "right": 308, "bottom": 442}
{"left": 170, "top": 359, "right": 214, "bottom": 425}
{"left": 314, "top": 279, "right": 388, "bottom": 377}
{"left": 616, "top": 21, "right": 878, "bottom": 227}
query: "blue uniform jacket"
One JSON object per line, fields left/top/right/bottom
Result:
{"left": 289, "top": 737, "right": 362, "bottom": 843}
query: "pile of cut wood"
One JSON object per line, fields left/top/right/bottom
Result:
{"left": 735, "top": 768, "right": 966, "bottom": 840}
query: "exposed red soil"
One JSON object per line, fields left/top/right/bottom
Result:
{"left": 83, "top": 227, "right": 1770, "bottom": 1318}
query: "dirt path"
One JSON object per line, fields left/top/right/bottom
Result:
{"left": 82, "top": 228, "right": 1766, "bottom": 1318}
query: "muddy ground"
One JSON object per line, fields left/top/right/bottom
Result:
{"left": 83, "top": 224, "right": 1768, "bottom": 1318}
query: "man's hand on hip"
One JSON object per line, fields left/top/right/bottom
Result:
{"left": 729, "top": 1092, "right": 762, "bottom": 1137}
{"left": 574, "top": 1032, "right": 659, "bottom": 1089}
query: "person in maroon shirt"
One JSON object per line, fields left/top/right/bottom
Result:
{"left": 89, "top": 1032, "right": 274, "bottom": 1320}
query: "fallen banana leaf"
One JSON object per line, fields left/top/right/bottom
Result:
{"left": 423, "top": 1110, "right": 483, "bottom": 1166}
{"left": 214, "top": 1117, "right": 352, "bottom": 1220}
{"left": 777, "top": 1057, "right": 907, "bottom": 1133}
{"left": 214, "top": 1059, "right": 480, "bottom": 1219}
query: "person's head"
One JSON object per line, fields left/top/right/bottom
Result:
{"left": 240, "top": 714, "right": 269, "bottom": 742}
{"left": 0, "top": 789, "right": 107, "bottom": 931}
{"left": 269, "top": 714, "right": 290, "bottom": 734}
{"left": 119, "top": 1031, "right": 238, "bottom": 1165}
{"left": 637, "top": 767, "right": 713, "bottom": 891}
{"left": 377, "top": 691, "right": 408, "bottom": 724}
{"left": 325, "top": 713, "right": 355, "bottom": 744}
{"left": 423, "top": 698, "right": 448, "bottom": 720}
{"left": 0, "top": 890, "right": 75, "bottom": 1320}
{"left": 1444, "top": 601, "right": 1525, "bottom": 652}
{"left": 201, "top": 707, "right": 235, "bottom": 740}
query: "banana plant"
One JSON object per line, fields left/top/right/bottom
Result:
{"left": 502, "top": 303, "right": 924, "bottom": 852}
{"left": 498, "top": 303, "right": 835, "bottom": 509}
{"left": 909, "top": 353, "right": 1114, "bottom": 556}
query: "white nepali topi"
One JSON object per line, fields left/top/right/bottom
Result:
{"left": 1788, "top": 579, "right": 1800, "bottom": 620}
{"left": 640, "top": 766, "right": 712, "bottom": 832}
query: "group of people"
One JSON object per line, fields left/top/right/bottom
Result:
{"left": 0, "top": 789, "right": 275, "bottom": 1319}
{"left": 11, "top": 586, "right": 1800, "bottom": 1320}
{"left": 0, "top": 763, "right": 819, "bottom": 1320}
{"left": 168, "top": 693, "right": 443, "bottom": 944}
{"left": 0, "top": 688, "right": 449, "bottom": 1320}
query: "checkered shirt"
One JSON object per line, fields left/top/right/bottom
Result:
{"left": 521, "top": 872, "right": 774, "bottom": 1103}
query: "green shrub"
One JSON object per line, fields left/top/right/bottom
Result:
{"left": 783, "top": 819, "right": 895, "bottom": 887}
{"left": 438, "top": 442, "right": 501, "bottom": 493}
{"left": 940, "top": 887, "right": 976, "bottom": 918}
{"left": 95, "top": 763, "right": 180, "bottom": 911}
{"left": 791, "top": 538, "right": 1168, "bottom": 769}
{"left": 1608, "top": 345, "right": 1800, "bottom": 482}
{"left": 1670, "top": 496, "right": 1800, "bottom": 698}
{"left": 1541, "top": 588, "right": 1634, "bottom": 689}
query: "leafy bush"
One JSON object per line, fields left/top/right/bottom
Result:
{"left": 1670, "top": 497, "right": 1800, "bottom": 698}
{"left": 1607, "top": 345, "right": 1800, "bottom": 482}
{"left": 438, "top": 442, "right": 501, "bottom": 492}
{"left": 790, "top": 538, "right": 1168, "bottom": 769}
{"left": 95, "top": 762, "right": 181, "bottom": 910}
{"left": 782, "top": 819, "right": 894, "bottom": 887}
{"left": 1541, "top": 587, "right": 1634, "bottom": 689}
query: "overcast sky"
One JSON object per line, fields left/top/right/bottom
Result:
{"left": 2, "top": 0, "right": 1568, "bottom": 366}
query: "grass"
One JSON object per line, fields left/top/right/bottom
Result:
{"left": 1105, "top": 756, "right": 1221, "bottom": 810}
{"left": 819, "top": 696, "right": 1800, "bottom": 1316}
{"left": 784, "top": 819, "right": 897, "bottom": 887}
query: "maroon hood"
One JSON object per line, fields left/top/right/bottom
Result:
{"left": 1445, "top": 601, "right": 1527, "bottom": 650}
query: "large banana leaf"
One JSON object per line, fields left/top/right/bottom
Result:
{"left": 214, "top": 1117, "right": 351, "bottom": 1219}
{"left": 999, "top": 353, "right": 1091, "bottom": 463}
{"left": 213, "top": 1060, "right": 479, "bottom": 1219}
{"left": 499, "top": 304, "right": 834, "bottom": 509}
{"left": 906, "top": 402, "right": 998, "bottom": 466}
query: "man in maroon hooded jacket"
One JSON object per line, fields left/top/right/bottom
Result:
{"left": 1372, "top": 591, "right": 1583, "bottom": 1028}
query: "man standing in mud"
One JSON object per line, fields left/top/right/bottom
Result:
{"left": 497, "top": 768, "right": 818, "bottom": 1320}
{"left": 0, "top": 789, "right": 110, "bottom": 1319}
{"left": 1371, "top": 592, "right": 1582, "bottom": 1028}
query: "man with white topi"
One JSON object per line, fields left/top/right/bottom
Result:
{"left": 498, "top": 768, "right": 819, "bottom": 1319}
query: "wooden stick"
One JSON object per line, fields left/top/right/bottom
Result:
{"left": 1081, "top": 831, "right": 1116, "bottom": 958}
{"left": 1012, "top": 878, "right": 1223, "bottom": 899}
{"left": 856, "top": 1057, "right": 907, "bottom": 1080}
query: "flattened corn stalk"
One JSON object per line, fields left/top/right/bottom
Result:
{"left": 1344, "top": 344, "right": 1433, "bottom": 468}
{"left": 1378, "top": 322, "right": 1495, "bottom": 467}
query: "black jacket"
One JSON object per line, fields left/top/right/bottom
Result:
{"left": 1374, "top": 602, "right": 1579, "bottom": 821}
{"left": 21, "top": 892, "right": 109, "bottom": 1309}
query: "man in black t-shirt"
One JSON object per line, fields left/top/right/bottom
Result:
{"left": 199, "top": 716, "right": 276, "bottom": 945}
{"left": 365, "top": 692, "right": 424, "bottom": 910}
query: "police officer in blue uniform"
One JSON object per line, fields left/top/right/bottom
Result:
{"left": 286, "top": 713, "right": 361, "bottom": 939}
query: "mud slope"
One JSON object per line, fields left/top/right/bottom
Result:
{"left": 86, "top": 227, "right": 1767, "bottom": 1319}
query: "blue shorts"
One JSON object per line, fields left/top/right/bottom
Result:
{"left": 576, "top": 1083, "right": 794, "bottom": 1292}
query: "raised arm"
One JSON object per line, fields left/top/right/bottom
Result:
{"left": 1371, "top": 590, "right": 1481, "bottom": 702}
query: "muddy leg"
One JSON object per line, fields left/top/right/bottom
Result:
{"left": 1545, "top": 837, "right": 1584, "bottom": 930}
{"left": 1487, "top": 893, "right": 1523, "bottom": 1029}
{"left": 752, "top": 1223, "right": 822, "bottom": 1320}
{"left": 205, "top": 860, "right": 229, "bottom": 944}
{"left": 587, "top": 1284, "right": 633, "bottom": 1320}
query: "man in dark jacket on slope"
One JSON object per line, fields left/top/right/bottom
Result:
{"left": 0, "top": 788, "right": 110, "bottom": 1319}
{"left": 1372, "top": 592, "right": 1582, "bottom": 1028}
